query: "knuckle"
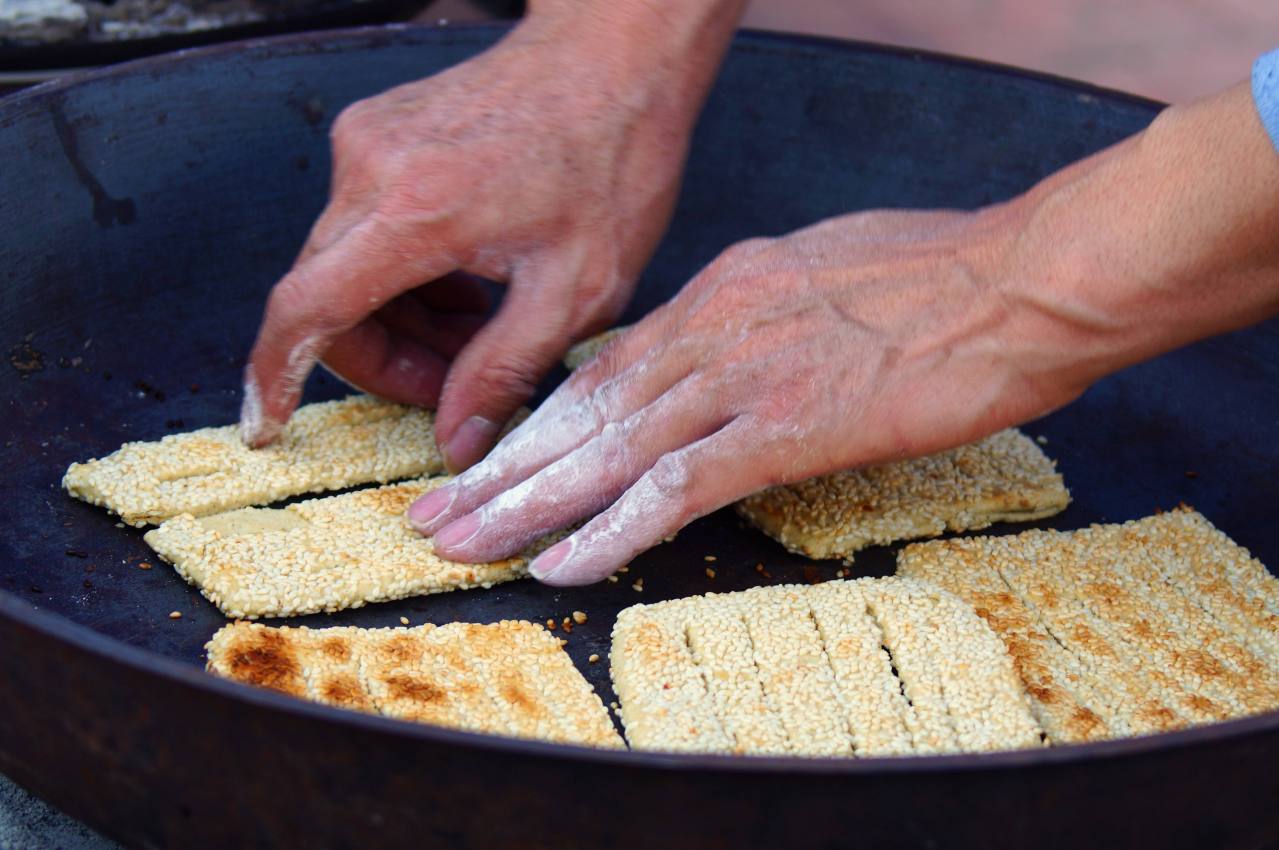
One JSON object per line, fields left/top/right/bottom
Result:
{"left": 646, "top": 453, "right": 693, "bottom": 505}
{"left": 330, "top": 101, "right": 370, "bottom": 146}
{"left": 473, "top": 358, "right": 538, "bottom": 405}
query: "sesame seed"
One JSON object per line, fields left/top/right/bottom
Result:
{"left": 703, "top": 555, "right": 717, "bottom": 562}
{"left": 399, "top": 617, "right": 409, "bottom": 626}
{"left": 632, "top": 580, "right": 643, "bottom": 592}
{"left": 137, "top": 475, "right": 557, "bottom": 619}
{"left": 735, "top": 429, "right": 1068, "bottom": 561}
{"left": 572, "top": 611, "right": 587, "bottom": 624}
{"left": 206, "top": 620, "right": 622, "bottom": 748}
{"left": 705, "top": 568, "right": 716, "bottom": 579}
{"left": 588, "top": 653, "right": 600, "bottom": 663}
{"left": 607, "top": 575, "right": 619, "bottom": 583}
{"left": 168, "top": 611, "right": 182, "bottom": 619}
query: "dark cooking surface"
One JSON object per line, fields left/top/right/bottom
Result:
{"left": 1, "top": 24, "right": 1277, "bottom": 850}
{"left": 2, "top": 25, "right": 1274, "bottom": 702}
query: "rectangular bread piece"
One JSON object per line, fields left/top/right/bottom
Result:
{"left": 896, "top": 507, "right": 1279, "bottom": 744}
{"left": 610, "top": 577, "right": 1042, "bottom": 756}
{"left": 144, "top": 477, "right": 550, "bottom": 619}
{"left": 735, "top": 429, "right": 1070, "bottom": 560}
{"left": 64, "top": 395, "right": 444, "bottom": 526}
{"left": 206, "top": 620, "right": 623, "bottom": 748}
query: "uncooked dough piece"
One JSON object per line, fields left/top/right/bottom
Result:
{"left": 206, "top": 620, "right": 623, "bottom": 748}
{"left": 897, "top": 507, "right": 1279, "bottom": 744}
{"left": 610, "top": 577, "right": 1042, "bottom": 756}
{"left": 735, "top": 429, "right": 1070, "bottom": 560}
{"left": 145, "top": 477, "right": 558, "bottom": 619}
{"left": 64, "top": 395, "right": 446, "bottom": 526}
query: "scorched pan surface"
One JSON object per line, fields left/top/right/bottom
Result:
{"left": 1, "top": 24, "right": 1277, "bottom": 850}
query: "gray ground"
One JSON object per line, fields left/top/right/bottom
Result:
{"left": 0, "top": 773, "right": 120, "bottom": 850}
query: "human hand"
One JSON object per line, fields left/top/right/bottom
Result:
{"left": 405, "top": 205, "right": 1091, "bottom": 584}
{"left": 239, "top": 1, "right": 744, "bottom": 469}
{"left": 406, "top": 81, "right": 1279, "bottom": 586}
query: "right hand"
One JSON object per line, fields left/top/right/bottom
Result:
{"left": 239, "top": 7, "right": 718, "bottom": 469}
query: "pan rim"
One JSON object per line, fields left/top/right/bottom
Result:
{"left": 5, "top": 587, "right": 1278, "bottom": 775}
{"left": 6, "top": 23, "right": 1256, "bottom": 779}
{"left": 1, "top": 22, "right": 1168, "bottom": 114}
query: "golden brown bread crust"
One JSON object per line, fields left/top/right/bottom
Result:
{"left": 896, "top": 507, "right": 1279, "bottom": 744}
{"left": 610, "top": 577, "right": 1042, "bottom": 756}
{"left": 206, "top": 620, "right": 623, "bottom": 748}
{"left": 144, "top": 477, "right": 559, "bottom": 619}
{"left": 64, "top": 395, "right": 444, "bottom": 526}
{"left": 735, "top": 429, "right": 1070, "bottom": 561}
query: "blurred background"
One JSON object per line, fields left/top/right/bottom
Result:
{"left": 1, "top": 0, "right": 1276, "bottom": 102}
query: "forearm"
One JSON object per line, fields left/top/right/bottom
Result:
{"left": 999, "top": 83, "right": 1279, "bottom": 394}
{"left": 518, "top": 0, "right": 748, "bottom": 130}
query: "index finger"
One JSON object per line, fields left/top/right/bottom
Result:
{"left": 240, "top": 219, "right": 457, "bottom": 446}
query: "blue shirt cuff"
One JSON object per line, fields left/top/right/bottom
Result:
{"left": 1252, "top": 49, "right": 1279, "bottom": 153}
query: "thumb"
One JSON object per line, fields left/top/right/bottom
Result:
{"left": 434, "top": 261, "right": 578, "bottom": 472}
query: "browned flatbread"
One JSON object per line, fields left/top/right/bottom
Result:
{"left": 144, "top": 477, "right": 556, "bottom": 619}
{"left": 896, "top": 507, "right": 1279, "bottom": 744}
{"left": 736, "top": 429, "right": 1070, "bottom": 560}
{"left": 64, "top": 395, "right": 444, "bottom": 526}
{"left": 206, "top": 619, "right": 623, "bottom": 748}
{"left": 610, "top": 577, "right": 1041, "bottom": 756}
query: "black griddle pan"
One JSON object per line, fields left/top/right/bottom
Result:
{"left": 1, "top": 25, "right": 1277, "bottom": 850}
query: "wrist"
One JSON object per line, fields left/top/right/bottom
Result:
{"left": 517, "top": 0, "right": 746, "bottom": 131}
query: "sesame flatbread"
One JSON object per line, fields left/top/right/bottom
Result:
{"left": 610, "top": 577, "right": 1042, "bottom": 756}
{"left": 206, "top": 620, "right": 623, "bottom": 748}
{"left": 144, "top": 477, "right": 553, "bottom": 619}
{"left": 563, "top": 326, "right": 628, "bottom": 370}
{"left": 64, "top": 395, "right": 444, "bottom": 527}
{"left": 896, "top": 508, "right": 1279, "bottom": 744}
{"left": 735, "top": 429, "right": 1070, "bottom": 560}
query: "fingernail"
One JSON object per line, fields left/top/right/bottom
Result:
{"left": 239, "top": 375, "right": 279, "bottom": 447}
{"left": 529, "top": 540, "right": 572, "bottom": 581}
{"left": 443, "top": 416, "right": 500, "bottom": 473}
{"left": 434, "top": 512, "right": 481, "bottom": 550}
{"left": 408, "top": 485, "right": 455, "bottom": 532}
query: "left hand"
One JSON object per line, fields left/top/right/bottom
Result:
{"left": 404, "top": 206, "right": 1089, "bottom": 584}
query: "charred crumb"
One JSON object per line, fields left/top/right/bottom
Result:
{"left": 8, "top": 342, "right": 44, "bottom": 376}
{"left": 64, "top": 548, "right": 88, "bottom": 558}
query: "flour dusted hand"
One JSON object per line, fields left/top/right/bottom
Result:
{"left": 239, "top": 0, "right": 745, "bottom": 471}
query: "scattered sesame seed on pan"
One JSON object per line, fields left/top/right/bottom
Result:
{"left": 205, "top": 620, "right": 623, "bottom": 749}
{"left": 896, "top": 507, "right": 1279, "bottom": 745}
